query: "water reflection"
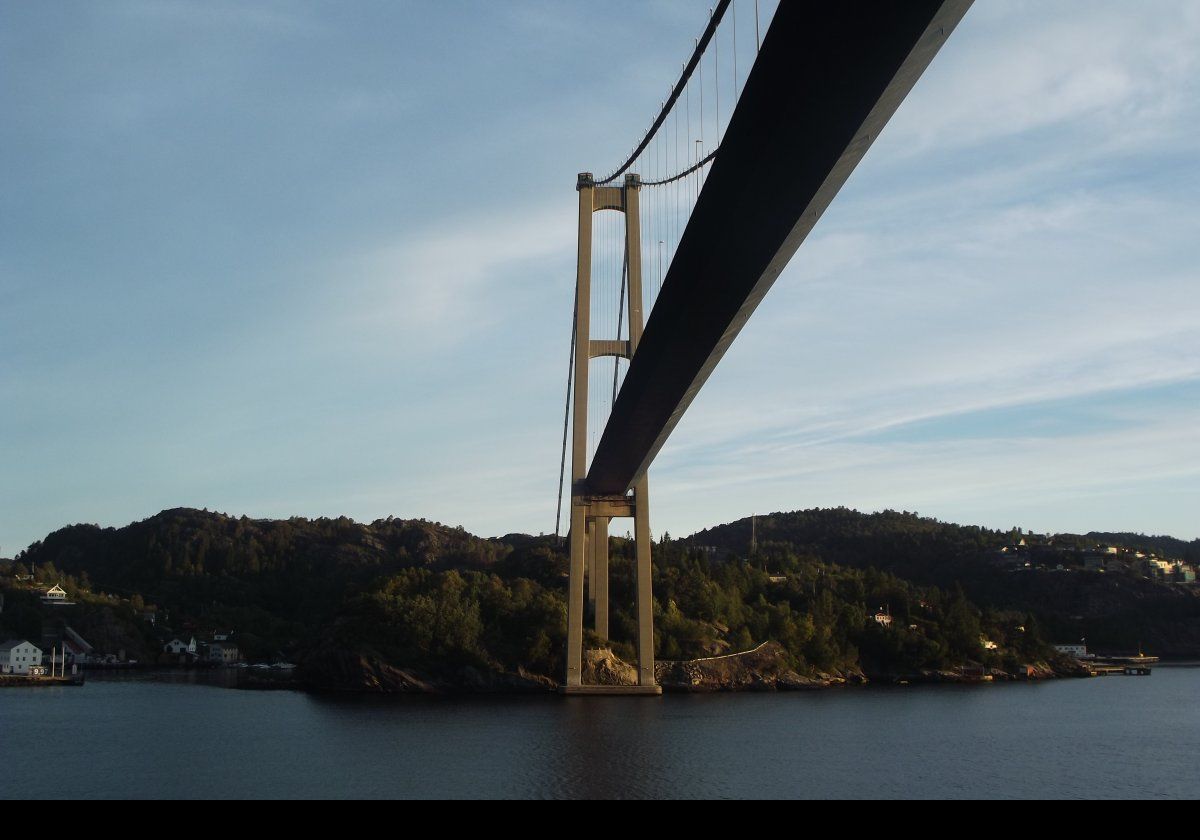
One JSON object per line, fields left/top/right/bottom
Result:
{"left": 2, "top": 669, "right": 1197, "bottom": 798}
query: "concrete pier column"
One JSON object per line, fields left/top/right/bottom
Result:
{"left": 633, "top": 476, "right": 655, "bottom": 686}
{"left": 593, "top": 517, "right": 610, "bottom": 639}
{"left": 585, "top": 518, "right": 596, "bottom": 617}
{"left": 565, "top": 173, "right": 594, "bottom": 689}
{"left": 566, "top": 502, "right": 587, "bottom": 687}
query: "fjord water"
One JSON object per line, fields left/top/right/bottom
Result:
{"left": 3, "top": 667, "right": 1196, "bottom": 799}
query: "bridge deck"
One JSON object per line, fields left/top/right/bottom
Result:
{"left": 586, "top": 0, "right": 973, "bottom": 495}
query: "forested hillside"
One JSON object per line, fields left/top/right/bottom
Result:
{"left": 690, "top": 508, "right": 1200, "bottom": 656}
{"left": 6, "top": 506, "right": 1196, "bottom": 689}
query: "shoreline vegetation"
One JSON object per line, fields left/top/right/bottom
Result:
{"left": 2, "top": 507, "right": 1196, "bottom": 695}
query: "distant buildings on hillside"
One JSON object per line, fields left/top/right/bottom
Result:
{"left": 993, "top": 540, "right": 1196, "bottom": 583}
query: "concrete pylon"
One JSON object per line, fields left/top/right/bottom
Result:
{"left": 562, "top": 172, "right": 661, "bottom": 696}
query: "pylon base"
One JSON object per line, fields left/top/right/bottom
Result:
{"left": 559, "top": 684, "right": 663, "bottom": 696}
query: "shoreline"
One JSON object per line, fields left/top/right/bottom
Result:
{"left": 72, "top": 663, "right": 1128, "bottom": 696}
{"left": 47, "top": 651, "right": 1188, "bottom": 697}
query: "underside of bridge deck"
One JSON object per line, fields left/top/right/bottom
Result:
{"left": 585, "top": 0, "right": 973, "bottom": 496}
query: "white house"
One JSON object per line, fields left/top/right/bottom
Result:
{"left": 1054, "top": 642, "right": 1091, "bottom": 659}
{"left": 164, "top": 637, "right": 197, "bottom": 656}
{"left": 41, "top": 584, "right": 71, "bottom": 605}
{"left": 0, "top": 639, "right": 44, "bottom": 675}
{"left": 207, "top": 641, "right": 240, "bottom": 664}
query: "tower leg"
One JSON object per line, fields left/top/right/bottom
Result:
{"left": 633, "top": 476, "right": 656, "bottom": 686}
{"left": 593, "top": 517, "right": 609, "bottom": 640}
{"left": 585, "top": 518, "right": 596, "bottom": 618}
{"left": 565, "top": 501, "right": 587, "bottom": 687}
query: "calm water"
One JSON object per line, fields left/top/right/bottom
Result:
{"left": 2, "top": 667, "right": 1197, "bottom": 799}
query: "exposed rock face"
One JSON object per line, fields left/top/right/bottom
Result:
{"left": 297, "top": 646, "right": 556, "bottom": 694}
{"left": 884, "top": 657, "right": 1089, "bottom": 684}
{"left": 654, "top": 642, "right": 850, "bottom": 692}
{"left": 582, "top": 649, "right": 639, "bottom": 685}
{"left": 446, "top": 665, "right": 557, "bottom": 694}
{"left": 298, "top": 649, "right": 437, "bottom": 694}
{"left": 299, "top": 643, "right": 1081, "bottom": 695}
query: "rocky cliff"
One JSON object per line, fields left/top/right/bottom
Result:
{"left": 297, "top": 644, "right": 556, "bottom": 694}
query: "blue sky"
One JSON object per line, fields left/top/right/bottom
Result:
{"left": 2, "top": 1, "right": 1197, "bottom": 554}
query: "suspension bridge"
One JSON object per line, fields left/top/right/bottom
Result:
{"left": 555, "top": 0, "right": 974, "bottom": 693}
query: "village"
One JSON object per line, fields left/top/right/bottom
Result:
{"left": 0, "top": 578, "right": 295, "bottom": 685}
{"left": 990, "top": 537, "right": 1197, "bottom": 582}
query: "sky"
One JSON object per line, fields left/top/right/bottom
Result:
{"left": 1, "top": 0, "right": 1197, "bottom": 554}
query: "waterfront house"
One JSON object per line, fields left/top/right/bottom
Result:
{"left": 164, "top": 637, "right": 197, "bottom": 656}
{"left": 40, "top": 584, "right": 72, "bottom": 605}
{"left": 0, "top": 639, "right": 43, "bottom": 675}
{"left": 207, "top": 641, "right": 241, "bottom": 664}
{"left": 1054, "top": 642, "right": 1091, "bottom": 659}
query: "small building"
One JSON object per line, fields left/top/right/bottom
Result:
{"left": 872, "top": 608, "right": 894, "bottom": 629}
{"left": 1054, "top": 642, "right": 1091, "bottom": 659}
{"left": 40, "top": 584, "right": 73, "bottom": 605}
{"left": 207, "top": 641, "right": 241, "bottom": 665}
{"left": 981, "top": 637, "right": 999, "bottom": 651}
{"left": 164, "top": 637, "right": 197, "bottom": 656}
{"left": 0, "top": 639, "right": 44, "bottom": 675}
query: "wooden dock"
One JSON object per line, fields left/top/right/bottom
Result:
{"left": 1089, "top": 662, "right": 1152, "bottom": 677}
{"left": 0, "top": 674, "right": 85, "bottom": 688}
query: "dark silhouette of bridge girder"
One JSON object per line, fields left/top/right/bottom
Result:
{"left": 586, "top": 0, "right": 973, "bottom": 496}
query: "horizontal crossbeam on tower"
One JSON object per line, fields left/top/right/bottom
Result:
{"left": 586, "top": 0, "right": 973, "bottom": 496}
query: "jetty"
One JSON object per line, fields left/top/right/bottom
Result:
{"left": 0, "top": 674, "right": 85, "bottom": 687}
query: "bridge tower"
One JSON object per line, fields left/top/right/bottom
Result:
{"left": 563, "top": 171, "right": 661, "bottom": 695}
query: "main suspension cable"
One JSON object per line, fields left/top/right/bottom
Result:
{"left": 554, "top": 283, "right": 578, "bottom": 543}
{"left": 595, "top": 0, "right": 732, "bottom": 186}
{"left": 642, "top": 148, "right": 717, "bottom": 187}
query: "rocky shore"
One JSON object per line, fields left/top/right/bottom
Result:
{"left": 297, "top": 647, "right": 556, "bottom": 694}
{"left": 296, "top": 641, "right": 1089, "bottom": 695}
